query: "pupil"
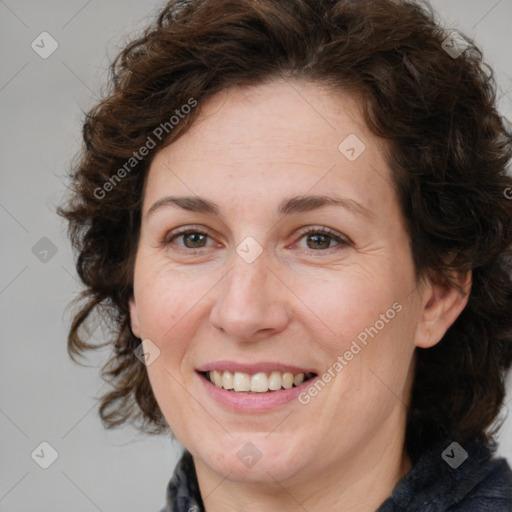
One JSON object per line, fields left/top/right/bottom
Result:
{"left": 308, "top": 234, "right": 329, "bottom": 249}
{"left": 185, "top": 233, "right": 206, "bottom": 248}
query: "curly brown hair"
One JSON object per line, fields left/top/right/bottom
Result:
{"left": 58, "top": 0, "right": 512, "bottom": 464}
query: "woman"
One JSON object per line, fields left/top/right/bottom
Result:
{"left": 59, "top": 0, "right": 512, "bottom": 510}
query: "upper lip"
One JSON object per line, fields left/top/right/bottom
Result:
{"left": 195, "top": 361, "right": 317, "bottom": 375}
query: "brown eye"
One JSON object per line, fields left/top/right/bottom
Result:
{"left": 295, "top": 227, "right": 350, "bottom": 252}
{"left": 164, "top": 229, "right": 213, "bottom": 250}
{"left": 181, "top": 232, "right": 208, "bottom": 249}
{"left": 306, "top": 233, "right": 334, "bottom": 250}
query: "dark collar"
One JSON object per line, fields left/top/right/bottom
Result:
{"left": 161, "top": 439, "right": 512, "bottom": 511}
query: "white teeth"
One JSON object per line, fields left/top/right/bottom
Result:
{"left": 250, "top": 372, "right": 268, "bottom": 392}
{"left": 207, "top": 370, "right": 312, "bottom": 393}
{"left": 282, "top": 372, "right": 294, "bottom": 389}
{"left": 221, "top": 371, "right": 234, "bottom": 390}
{"left": 212, "top": 370, "right": 223, "bottom": 387}
{"left": 293, "top": 373, "right": 304, "bottom": 386}
{"left": 268, "top": 371, "right": 282, "bottom": 390}
{"left": 233, "top": 372, "right": 251, "bottom": 392}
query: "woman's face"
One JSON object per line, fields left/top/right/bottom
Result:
{"left": 129, "top": 79, "right": 434, "bottom": 485}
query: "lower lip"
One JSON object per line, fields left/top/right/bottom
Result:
{"left": 196, "top": 371, "right": 319, "bottom": 412}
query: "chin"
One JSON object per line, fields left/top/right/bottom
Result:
{"left": 194, "top": 434, "right": 312, "bottom": 483}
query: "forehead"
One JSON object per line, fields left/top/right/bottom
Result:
{"left": 144, "top": 79, "right": 394, "bottom": 216}
{"left": 176, "top": 79, "right": 369, "bottom": 152}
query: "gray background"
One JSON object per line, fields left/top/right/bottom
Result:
{"left": 1, "top": 1, "right": 511, "bottom": 511}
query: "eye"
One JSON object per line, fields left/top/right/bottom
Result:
{"left": 163, "top": 227, "right": 216, "bottom": 250}
{"left": 162, "top": 225, "right": 350, "bottom": 253}
{"left": 294, "top": 226, "right": 350, "bottom": 252}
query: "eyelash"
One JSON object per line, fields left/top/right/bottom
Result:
{"left": 162, "top": 225, "right": 350, "bottom": 254}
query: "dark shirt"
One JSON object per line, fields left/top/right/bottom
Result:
{"left": 158, "top": 438, "right": 512, "bottom": 511}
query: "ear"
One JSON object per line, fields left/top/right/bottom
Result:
{"left": 129, "top": 296, "right": 142, "bottom": 339}
{"left": 415, "top": 270, "right": 472, "bottom": 349}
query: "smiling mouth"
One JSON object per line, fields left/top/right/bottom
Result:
{"left": 199, "top": 370, "right": 317, "bottom": 393}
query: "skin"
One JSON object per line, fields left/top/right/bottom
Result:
{"left": 129, "top": 79, "right": 470, "bottom": 512}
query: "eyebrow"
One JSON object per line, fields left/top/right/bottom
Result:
{"left": 146, "top": 194, "right": 374, "bottom": 219}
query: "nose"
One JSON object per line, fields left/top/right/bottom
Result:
{"left": 209, "top": 250, "right": 291, "bottom": 342}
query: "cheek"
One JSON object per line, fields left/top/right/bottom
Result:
{"left": 291, "top": 265, "right": 401, "bottom": 351}
{"left": 132, "top": 261, "right": 227, "bottom": 385}
{"left": 134, "top": 269, "right": 207, "bottom": 423}
{"left": 133, "top": 263, "right": 201, "bottom": 349}
{"left": 294, "top": 261, "right": 417, "bottom": 399}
